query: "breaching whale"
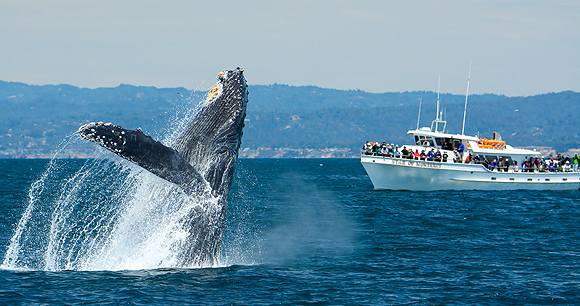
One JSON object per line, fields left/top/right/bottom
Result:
{"left": 77, "top": 68, "right": 248, "bottom": 266}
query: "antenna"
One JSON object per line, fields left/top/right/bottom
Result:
{"left": 435, "top": 75, "right": 441, "bottom": 132}
{"left": 461, "top": 60, "right": 472, "bottom": 135}
{"left": 416, "top": 97, "right": 422, "bottom": 130}
{"left": 430, "top": 75, "right": 447, "bottom": 133}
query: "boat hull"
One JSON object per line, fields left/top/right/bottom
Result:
{"left": 361, "top": 156, "right": 580, "bottom": 191}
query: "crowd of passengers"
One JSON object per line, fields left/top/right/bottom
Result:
{"left": 363, "top": 141, "right": 580, "bottom": 173}
{"left": 517, "top": 154, "right": 580, "bottom": 173}
{"left": 363, "top": 141, "right": 457, "bottom": 162}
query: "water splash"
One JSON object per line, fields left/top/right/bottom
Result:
{"left": 1, "top": 94, "right": 234, "bottom": 271}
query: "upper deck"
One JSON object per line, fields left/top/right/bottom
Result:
{"left": 406, "top": 128, "right": 540, "bottom": 162}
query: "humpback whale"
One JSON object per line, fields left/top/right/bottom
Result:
{"left": 77, "top": 68, "right": 248, "bottom": 266}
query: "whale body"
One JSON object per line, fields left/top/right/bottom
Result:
{"left": 78, "top": 68, "right": 248, "bottom": 266}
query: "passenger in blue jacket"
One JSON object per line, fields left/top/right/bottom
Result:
{"left": 489, "top": 159, "right": 498, "bottom": 171}
{"left": 457, "top": 141, "right": 465, "bottom": 158}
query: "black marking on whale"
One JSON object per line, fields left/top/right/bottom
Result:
{"left": 77, "top": 122, "right": 209, "bottom": 195}
{"left": 77, "top": 68, "right": 248, "bottom": 266}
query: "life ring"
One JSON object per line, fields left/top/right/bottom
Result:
{"left": 478, "top": 139, "right": 505, "bottom": 149}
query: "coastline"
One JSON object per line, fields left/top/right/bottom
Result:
{"left": 0, "top": 147, "right": 361, "bottom": 159}
{"left": 2, "top": 146, "right": 579, "bottom": 160}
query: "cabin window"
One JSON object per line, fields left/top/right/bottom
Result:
{"left": 435, "top": 138, "right": 453, "bottom": 150}
{"left": 453, "top": 139, "right": 461, "bottom": 150}
{"left": 484, "top": 155, "right": 499, "bottom": 162}
{"left": 444, "top": 139, "right": 453, "bottom": 150}
{"left": 499, "top": 156, "right": 513, "bottom": 163}
{"left": 415, "top": 135, "right": 434, "bottom": 147}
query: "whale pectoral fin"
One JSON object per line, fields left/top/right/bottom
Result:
{"left": 78, "top": 122, "right": 206, "bottom": 195}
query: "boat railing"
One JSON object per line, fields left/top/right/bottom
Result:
{"left": 362, "top": 150, "right": 579, "bottom": 174}
{"left": 362, "top": 150, "right": 456, "bottom": 163}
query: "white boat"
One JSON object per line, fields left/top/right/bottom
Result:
{"left": 361, "top": 128, "right": 580, "bottom": 190}
{"left": 361, "top": 74, "right": 580, "bottom": 191}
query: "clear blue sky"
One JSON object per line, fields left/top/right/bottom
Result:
{"left": 1, "top": 0, "right": 578, "bottom": 96}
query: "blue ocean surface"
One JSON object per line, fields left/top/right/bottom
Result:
{"left": 1, "top": 158, "right": 580, "bottom": 304}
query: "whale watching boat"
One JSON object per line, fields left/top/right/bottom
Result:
{"left": 361, "top": 74, "right": 580, "bottom": 191}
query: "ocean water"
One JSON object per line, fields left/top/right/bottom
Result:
{"left": 1, "top": 158, "right": 580, "bottom": 304}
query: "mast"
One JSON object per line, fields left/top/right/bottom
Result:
{"left": 430, "top": 75, "right": 447, "bottom": 133}
{"left": 416, "top": 97, "right": 422, "bottom": 130}
{"left": 461, "top": 60, "right": 472, "bottom": 135}
{"left": 435, "top": 75, "right": 441, "bottom": 132}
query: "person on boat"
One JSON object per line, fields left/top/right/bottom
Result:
{"left": 457, "top": 140, "right": 465, "bottom": 158}
{"left": 370, "top": 141, "right": 376, "bottom": 153}
{"left": 393, "top": 145, "right": 400, "bottom": 158}
{"left": 420, "top": 150, "right": 426, "bottom": 161}
{"left": 434, "top": 149, "right": 442, "bottom": 162}
{"left": 401, "top": 146, "right": 408, "bottom": 158}
{"left": 525, "top": 158, "right": 533, "bottom": 172}
{"left": 381, "top": 142, "right": 388, "bottom": 157}
{"left": 548, "top": 160, "right": 555, "bottom": 172}
{"left": 426, "top": 149, "right": 434, "bottom": 161}
{"left": 401, "top": 146, "right": 409, "bottom": 159}
{"left": 372, "top": 141, "right": 380, "bottom": 155}
{"left": 538, "top": 158, "right": 545, "bottom": 172}
{"left": 442, "top": 151, "right": 448, "bottom": 163}
{"left": 464, "top": 153, "right": 473, "bottom": 164}
{"left": 563, "top": 155, "right": 571, "bottom": 172}
{"left": 414, "top": 149, "right": 420, "bottom": 160}
{"left": 489, "top": 159, "right": 498, "bottom": 171}
{"left": 573, "top": 153, "right": 580, "bottom": 172}
{"left": 502, "top": 158, "right": 510, "bottom": 172}
{"left": 453, "top": 151, "right": 461, "bottom": 163}
{"left": 482, "top": 157, "right": 490, "bottom": 169}
{"left": 557, "top": 154, "right": 565, "bottom": 170}
{"left": 513, "top": 160, "right": 519, "bottom": 172}
{"left": 473, "top": 154, "right": 481, "bottom": 164}
{"left": 363, "top": 141, "right": 373, "bottom": 155}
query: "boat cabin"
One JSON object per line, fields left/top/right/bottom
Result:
{"left": 407, "top": 127, "right": 539, "bottom": 164}
{"left": 408, "top": 128, "right": 477, "bottom": 151}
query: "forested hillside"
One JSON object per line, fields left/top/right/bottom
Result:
{"left": 1, "top": 80, "right": 578, "bottom": 158}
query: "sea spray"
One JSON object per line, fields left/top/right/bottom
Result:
{"left": 42, "top": 157, "right": 142, "bottom": 270}
{"left": 1, "top": 137, "right": 78, "bottom": 269}
{"left": 2, "top": 92, "right": 238, "bottom": 271}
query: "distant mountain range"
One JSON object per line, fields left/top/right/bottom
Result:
{"left": 1, "top": 80, "right": 579, "bottom": 158}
